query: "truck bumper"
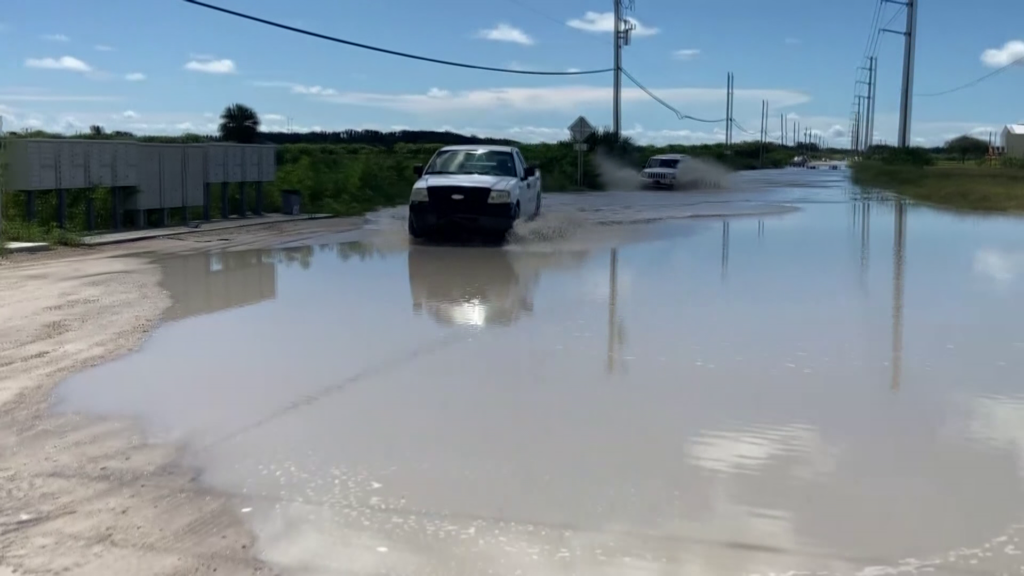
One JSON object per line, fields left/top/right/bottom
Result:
{"left": 409, "top": 202, "right": 516, "bottom": 235}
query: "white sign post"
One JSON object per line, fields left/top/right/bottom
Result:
{"left": 567, "top": 115, "right": 594, "bottom": 188}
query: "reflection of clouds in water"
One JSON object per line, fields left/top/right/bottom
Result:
{"left": 968, "top": 395, "right": 1024, "bottom": 474}
{"left": 686, "top": 423, "right": 836, "bottom": 479}
{"left": 973, "top": 249, "right": 1024, "bottom": 286}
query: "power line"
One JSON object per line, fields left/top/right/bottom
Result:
{"left": 181, "top": 0, "right": 613, "bottom": 76}
{"left": 731, "top": 119, "right": 756, "bottom": 135}
{"left": 916, "top": 55, "right": 1024, "bottom": 97}
{"left": 620, "top": 68, "right": 726, "bottom": 124}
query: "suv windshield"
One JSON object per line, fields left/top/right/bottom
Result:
{"left": 425, "top": 150, "right": 517, "bottom": 177}
{"left": 646, "top": 158, "right": 681, "bottom": 169}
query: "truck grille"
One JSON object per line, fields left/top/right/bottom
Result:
{"left": 427, "top": 186, "right": 492, "bottom": 214}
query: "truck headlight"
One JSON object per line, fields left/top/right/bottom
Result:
{"left": 410, "top": 187, "right": 428, "bottom": 202}
{"left": 487, "top": 190, "right": 512, "bottom": 204}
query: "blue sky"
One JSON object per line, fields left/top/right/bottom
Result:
{"left": 1, "top": 0, "right": 1022, "bottom": 146}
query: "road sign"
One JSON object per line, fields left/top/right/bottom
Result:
{"left": 568, "top": 115, "right": 594, "bottom": 142}
{"left": 574, "top": 143, "right": 588, "bottom": 151}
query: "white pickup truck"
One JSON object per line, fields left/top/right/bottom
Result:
{"left": 407, "top": 145, "right": 542, "bottom": 239}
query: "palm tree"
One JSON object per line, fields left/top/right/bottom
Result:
{"left": 218, "top": 103, "right": 260, "bottom": 143}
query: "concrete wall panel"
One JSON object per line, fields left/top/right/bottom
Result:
{"left": 243, "top": 146, "right": 261, "bottom": 181}
{"left": 184, "top": 145, "right": 206, "bottom": 205}
{"left": 226, "top": 146, "right": 244, "bottom": 182}
{"left": 206, "top": 145, "right": 226, "bottom": 182}
{"left": 160, "top": 146, "right": 185, "bottom": 208}
{"left": 57, "top": 141, "right": 88, "bottom": 189}
{"left": 261, "top": 146, "right": 277, "bottom": 181}
{"left": 6, "top": 139, "right": 59, "bottom": 190}
{"left": 87, "top": 141, "right": 116, "bottom": 186}
{"left": 113, "top": 142, "right": 139, "bottom": 187}
{"left": 128, "top": 144, "right": 164, "bottom": 210}
{"left": 6, "top": 140, "right": 277, "bottom": 201}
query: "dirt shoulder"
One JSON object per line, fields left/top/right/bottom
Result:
{"left": 0, "top": 217, "right": 363, "bottom": 575}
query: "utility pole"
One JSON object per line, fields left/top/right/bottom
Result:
{"left": 611, "top": 0, "right": 635, "bottom": 138}
{"left": 758, "top": 100, "right": 768, "bottom": 167}
{"left": 725, "top": 72, "right": 733, "bottom": 147}
{"left": 857, "top": 56, "right": 877, "bottom": 150}
{"left": 867, "top": 56, "right": 877, "bottom": 149}
{"left": 882, "top": 0, "right": 917, "bottom": 147}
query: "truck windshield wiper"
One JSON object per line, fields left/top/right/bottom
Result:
{"left": 423, "top": 170, "right": 456, "bottom": 175}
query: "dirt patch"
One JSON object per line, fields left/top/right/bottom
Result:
{"left": 0, "top": 217, "right": 363, "bottom": 575}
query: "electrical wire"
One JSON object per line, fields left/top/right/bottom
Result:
{"left": 916, "top": 55, "right": 1024, "bottom": 97}
{"left": 181, "top": 0, "right": 613, "bottom": 76}
{"left": 730, "top": 119, "right": 757, "bottom": 135}
{"left": 620, "top": 67, "right": 726, "bottom": 124}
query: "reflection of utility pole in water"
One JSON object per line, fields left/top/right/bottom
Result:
{"left": 757, "top": 220, "right": 764, "bottom": 242}
{"left": 607, "top": 248, "right": 619, "bottom": 374}
{"left": 720, "top": 221, "right": 730, "bottom": 283}
{"left": 891, "top": 201, "right": 906, "bottom": 392}
{"left": 859, "top": 200, "right": 871, "bottom": 293}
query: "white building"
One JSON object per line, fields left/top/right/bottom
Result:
{"left": 1002, "top": 124, "right": 1024, "bottom": 158}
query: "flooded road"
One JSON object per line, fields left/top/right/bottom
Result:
{"left": 55, "top": 170, "right": 1024, "bottom": 575}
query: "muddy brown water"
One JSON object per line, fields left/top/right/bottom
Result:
{"left": 55, "top": 169, "right": 1024, "bottom": 575}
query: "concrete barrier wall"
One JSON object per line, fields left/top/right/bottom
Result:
{"left": 4, "top": 139, "right": 277, "bottom": 209}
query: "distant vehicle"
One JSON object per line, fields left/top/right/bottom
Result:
{"left": 407, "top": 145, "right": 542, "bottom": 239}
{"left": 639, "top": 153, "right": 688, "bottom": 189}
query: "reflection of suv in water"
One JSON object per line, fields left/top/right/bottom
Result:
{"left": 407, "top": 246, "right": 588, "bottom": 328}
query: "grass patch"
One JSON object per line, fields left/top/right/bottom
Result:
{"left": 1, "top": 220, "right": 82, "bottom": 247}
{"left": 852, "top": 161, "right": 1024, "bottom": 213}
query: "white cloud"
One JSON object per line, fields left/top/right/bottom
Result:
{"left": 980, "top": 40, "right": 1024, "bottom": 68}
{"left": 264, "top": 114, "right": 286, "bottom": 121}
{"left": 475, "top": 23, "right": 534, "bottom": 46}
{"left": 95, "top": 44, "right": 114, "bottom": 51}
{"left": 566, "top": 68, "right": 581, "bottom": 73}
{"left": 24, "top": 56, "right": 92, "bottom": 72}
{"left": 124, "top": 72, "right": 146, "bottom": 81}
{"left": 672, "top": 49, "right": 700, "bottom": 61}
{"left": 785, "top": 38, "right": 801, "bottom": 45}
{"left": 566, "top": 12, "right": 659, "bottom": 37}
{"left": 0, "top": 90, "right": 118, "bottom": 103}
{"left": 184, "top": 58, "right": 237, "bottom": 74}
{"left": 41, "top": 33, "right": 69, "bottom": 42}
{"left": 259, "top": 82, "right": 811, "bottom": 113}
{"left": 974, "top": 249, "right": 1024, "bottom": 286}
{"left": 121, "top": 110, "right": 139, "bottom": 119}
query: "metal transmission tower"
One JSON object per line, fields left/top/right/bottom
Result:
{"left": 612, "top": 0, "right": 636, "bottom": 137}
{"left": 881, "top": 0, "right": 917, "bottom": 147}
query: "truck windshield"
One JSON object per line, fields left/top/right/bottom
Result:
{"left": 646, "top": 158, "right": 681, "bottom": 169}
{"left": 425, "top": 150, "right": 517, "bottom": 177}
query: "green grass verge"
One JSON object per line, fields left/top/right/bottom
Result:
{"left": 1, "top": 220, "right": 82, "bottom": 247}
{"left": 851, "top": 161, "right": 1024, "bottom": 213}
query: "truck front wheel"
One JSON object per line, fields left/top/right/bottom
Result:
{"left": 408, "top": 215, "right": 424, "bottom": 239}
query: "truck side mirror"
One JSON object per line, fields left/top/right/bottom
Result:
{"left": 413, "top": 165, "right": 424, "bottom": 177}
{"left": 523, "top": 166, "right": 536, "bottom": 178}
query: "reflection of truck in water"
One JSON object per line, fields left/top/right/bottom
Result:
{"left": 407, "top": 246, "right": 588, "bottom": 327}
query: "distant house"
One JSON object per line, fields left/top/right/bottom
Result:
{"left": 1002, "top": 124, "right": 1024, "bottom": 158}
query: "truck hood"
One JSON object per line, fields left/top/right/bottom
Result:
{"left": 415, "top": 174, "right": 518, "bottom": 190}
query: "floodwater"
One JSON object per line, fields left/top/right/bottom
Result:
{"left": 55, "top": 169, "right": 1024, "bottom": 576}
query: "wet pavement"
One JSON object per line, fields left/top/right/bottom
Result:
{"left": 55, "top": 169, "right": 1024, "bottom": 575}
